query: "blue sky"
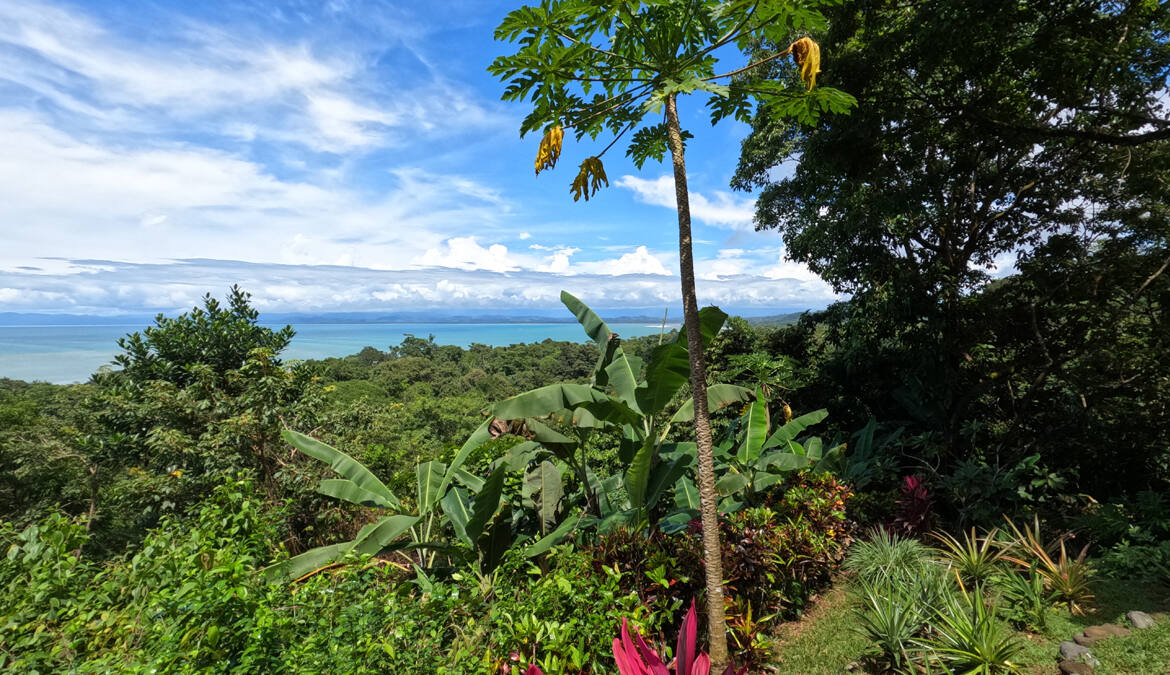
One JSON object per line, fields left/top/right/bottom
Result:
{"left": 0, "top": 0, "right": 838, "bottom": 316}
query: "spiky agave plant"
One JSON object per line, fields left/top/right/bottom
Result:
{"left": 853, "top": 578, "right": 923, "bottom": 673}
{"left": 844, "top": 527, "right": 934, "bottom": 588}
{"left": 1003, "top": 516, "right": 1093, "bottom": 615}
{"left": 915, "top": 583, "right": 1023, "bottom": 674}
{"left": 932, "top": 527, "right": 1007, "bottom": 586}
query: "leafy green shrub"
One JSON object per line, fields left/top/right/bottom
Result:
{"left": 1075, "top": 490, "right": 1170, "bottom": 548}
{"left": 1095, "top": 539, "right": 1170, "bottom": 585}
{"left": 587, "top": 527, "right": 705, "bottom": 636}
{"left": 844, "top": 527, "right": 934, "bottom": 587}
{"left": 483, "top": 547, "right": 660, "bottom": 673}
{"left": 712, "top": 473, "right": 854, "bottom": 664}
{"left": 991, "top": 568, "right": 1052, "bottom": 631}
{"left": 0, "top": 512, "right": 93, "bottom": 672}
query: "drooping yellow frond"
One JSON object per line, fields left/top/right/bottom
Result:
{"left": 789, "top": 37, "right": 821, "bottom": 91}
{"left": 570, "top": 156, "right": 608, "bottom": 202}
{"left": 534, "top": 126, "right": 564, "bottom": 175}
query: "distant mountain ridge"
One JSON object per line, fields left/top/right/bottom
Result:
{"left": 0, "top": 306, "right": 812, "bottom": 327}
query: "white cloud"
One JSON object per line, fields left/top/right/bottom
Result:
{"left": 414, "top": 237, "right": 520, "bottom": 273}
{"left": 615, "top": 175, "right": 756, "bottom": 230}
{"left": 536, "top": 247, "right": 579, "bottom": 274}
{"left": 0, "top": 110, "right": 506, "bottom": 271}
{"left": 576, "top": 246, "right": 672, "bottom": 276}
{"left": 0, "top": 0, "right": 503, "bottom": 153}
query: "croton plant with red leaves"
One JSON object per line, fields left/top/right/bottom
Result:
{"left": 612, "top": 600, "right": 745, "bottom": 675}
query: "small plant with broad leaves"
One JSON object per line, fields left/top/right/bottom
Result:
{"left": 892, "top": 475, "right": 933, "bottom": 534}
{"left": 613, "top": 600, "right": 746, "bottom": 675}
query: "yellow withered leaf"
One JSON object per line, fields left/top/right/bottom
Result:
{"left": 570, "top": 156, "right": 608, "bottom": 202}
{"left": 534, "top": 126, "right": 564, "bottom": 175}
{"left": 789, "top": 37, "right": 821, "bottom": 91}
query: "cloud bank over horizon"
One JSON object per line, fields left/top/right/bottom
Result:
{"left": 0, "top": 257, "right": 837, "bottom": 316}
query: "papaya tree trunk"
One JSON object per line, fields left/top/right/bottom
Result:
{"left": 665, "top": 92, "right": 729, "bottom": 667}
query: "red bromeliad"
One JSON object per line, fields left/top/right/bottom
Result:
{"left": 613, "top": 600, "right": 745, "bottom": 675}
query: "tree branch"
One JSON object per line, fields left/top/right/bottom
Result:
{"left": 1135, "top": 253, "right": 1170, "bottom": 297}
{"left": 704, "top": 48, "right": 790, "bottom": 82}
{"left": 551, "top": 69, "right": 651, "bottom": 84}
{"left": 556, "top": 30, "right": 654, "bottom": 70}
{"left": 567, "top": 84, "right": 653, "bottom": 131}
{"left": 981, "top": 116, "right": 1170, "bottom": 147}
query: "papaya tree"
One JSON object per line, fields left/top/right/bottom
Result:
{"left": 490, "top": 0, "right": 854, "bottom": 663}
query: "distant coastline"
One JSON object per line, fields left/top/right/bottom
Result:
{"left": 0, "top": 308, "right": 811, "bottom": 328}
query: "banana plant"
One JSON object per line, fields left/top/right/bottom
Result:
{"left": 439, "top": 449, "right": 585, "bottom": 575}
{"left": 489, "top": 291, "right": 753, "bottom": 529}
{"left": 671, "top": 392, "right": 845, "bottom": 517}
{"left": 267, "top": 422, "right": 581, "bottom": 581}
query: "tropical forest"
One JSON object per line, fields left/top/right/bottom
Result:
{"left": 1, "top": 1, "right": 1168, "bottom": 674}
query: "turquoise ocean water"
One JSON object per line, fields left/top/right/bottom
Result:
{"left": 0, "top": 322, "right": 675, "bottom": 384}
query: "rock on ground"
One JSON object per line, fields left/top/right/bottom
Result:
{"left": 1058, "top": 641, "right": 1101, "bottom": 668}
{"left": 1127, "top": 610, "right": 1156, "bottom": 629}
{"left": 1058, "top": 659, "right": 1094, "bottom": 674}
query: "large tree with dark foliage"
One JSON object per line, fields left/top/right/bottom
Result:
{"left": 735, "top": 0, "right": 1169, "bottom": 500}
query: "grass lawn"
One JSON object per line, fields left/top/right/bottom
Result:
{"left": 769, "top": 578, "right": 1170, "bottom": 674}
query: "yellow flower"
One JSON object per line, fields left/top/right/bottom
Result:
{"left": 170, "top": 469, "right": 183, "bottom": 478}
{"left": 534, "top": 126, "right": 564, "bottom": 175}
{"left": 788, "top": 37, "right": 821, "bottom": 91}
{"left": 570, "top": 156, "right": 608, "bottom": 202}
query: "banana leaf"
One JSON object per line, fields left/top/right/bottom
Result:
{"left": 282, "top": 430, "right": 400, "bottom": 509}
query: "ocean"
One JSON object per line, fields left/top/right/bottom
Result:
{"left": 0, "top": 322, "right": 676, "bottom": 384}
